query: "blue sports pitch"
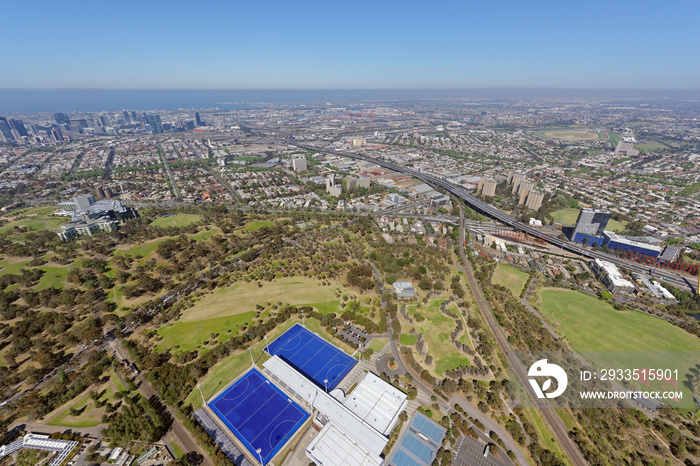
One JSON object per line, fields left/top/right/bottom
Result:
{"left": 209, "top": 369, "right": 308, "bottom": 464}
{"left": 265, "top": 323, "right": 357, "bottom": 390}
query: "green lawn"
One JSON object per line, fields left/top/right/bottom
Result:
{"left": 310, "top": 300, "right": 341, "bottom": 315}
{"left": 156, "top": 312, "right": 256, "bottom": 353}
{"left": 369, "top": 337, "right": 388, "bottom": 352}
{"left": 170, "top": 442, "right": 185, "bottom": 459}
{"left": 151, "top": 214, "right": 202, "bottom": 228}
{"left": 399, "top": 334, "right": 417, "bottom": 345}
{"left": 190, "top": 227, "right": 222, "bottom": 241}
{"left": 47, "top": 383, "right": 115, "bottom": 428}
{"left": 35, "top": 266, "right": 69, "bottom": 290}
{"left": 551, "top": 208, "right": 580, "bottom": 226}
{"left": 243, "top": 220, "right": 274, "bottom": 232}
{"left": 492, "top": 264, "right": 529, "bottom": 296}
{"left": 0, "top": 258, "right": 32, "bottom": 277}
{"left": 180, "top": 277, "right": 341, "bottom": 322}
{"left": 540, "top": 288, "right": 700, "bottom": 406}
{"left": 405, "top": 299, "right": 471, "bottom": 375}
{"left": 114, "top": 236, "right": 173, "bottom": 258}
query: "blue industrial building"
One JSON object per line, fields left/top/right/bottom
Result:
{"left": 602, "top": 231, "right": 662, "bottom": 258}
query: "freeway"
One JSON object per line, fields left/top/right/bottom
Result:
{"left": 281, "top": 136, "right": 695, "bottom": 292}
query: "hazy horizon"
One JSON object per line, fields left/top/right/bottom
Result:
{"left": 2, "top": 88, "right": 700, "bottom": 114}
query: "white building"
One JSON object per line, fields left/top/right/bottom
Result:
{"left": 591, "top": 259, "right": 635, "bottom": 294}
{"left": 393, "top": 281, "right": 415, "bottom": 299}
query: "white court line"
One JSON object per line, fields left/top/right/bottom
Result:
{"left": 217, "top": 374, "right": 270, "bottom": 418}
{"left": 248, "top": 403, "right": 300, "bottom": 449}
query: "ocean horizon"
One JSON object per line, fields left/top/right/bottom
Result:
{"left": 1, "top": 88, "right": 699, "bottom": 113}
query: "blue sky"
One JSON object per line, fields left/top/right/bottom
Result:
{"left": 2, "top": 0, "right": 698, "bottom": 89}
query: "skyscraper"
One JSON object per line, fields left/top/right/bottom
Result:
{"left": 9, "top": 119, "right": 28, "bottom": 137}
{"left": 195, "top": 112, "right": 203, "bottom": 127}
{"left": 0, "top": 117, "right": 15, "bottom": 141}
{"left": 54, "top": 113, "right": 70, "bottom": 125}
{"left": 568, "top": 208, "right": 610, "bottom": 245}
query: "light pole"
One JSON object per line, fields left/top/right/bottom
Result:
{"left": 256, "top": 448, "right": 264, "bottom": 466}
{"left": 249, "top": 347, "right": 254, "bottom": 367}
{"left": 264, "top": 335, "right": 269, "bottom": 354}
{"left": 301, "top": 309, "right": 305, "bottom": 327}
{"left": 197, "top": 384, "right": 206, "bottom": 406}
{"left": 324, "top": 379, "right": 328, "bottom": 394}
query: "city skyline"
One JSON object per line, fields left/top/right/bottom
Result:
{"left": 2, "top": 0, "right": 699, "bottom": 90}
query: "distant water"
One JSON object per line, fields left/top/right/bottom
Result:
{"left": 1, "top": 88, "right": 700, "bottom": 113}
{"left": 691, "top": 313, "right": 700, "bottom": 322}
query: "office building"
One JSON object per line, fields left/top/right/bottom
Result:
{"left": 9, "top": 119, "right": 28, "bottom": 137}
{"left": 195, "top": 112, "right": 204, "bottom": 126}
{"left": 568, "top": 208, "right": 610, "bottom": 246}
{"left": 477, "top": 177, "right": 497, "bottom": 197}
{"left": 292, "top": 157, "right": 307, "bottom": 172}
{"left": 0, "top": 117, "right": 14, "bottom": 142}
{"left": 54, "top": 112, "right": 70, "bottom": 125}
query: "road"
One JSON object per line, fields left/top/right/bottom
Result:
{"left": 457, "top": 204, "right": 588, "bottom": 466}
{"left": 157, "top": 144, "right": 181, "bottom": 199}
{"left": 108, "top": 339, "right": 214, "bottom": 466}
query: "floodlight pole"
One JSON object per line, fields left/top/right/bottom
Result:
{"left": 197, "top": 384, "right": 206, "bottom": 406}
{"left": 264, "top": 335, "right": 269, "bottom": 353}
{"left": 324, "top": 379, "right": 328, "bottom": 394}
{"left": 301, "top": 310, "right": 305, "bottom": 327}
{"left": 256, "top": 448, "right": 264, "bottom": 466}
{"left": 249, "top": 347, "right": 255, "bottom": 367}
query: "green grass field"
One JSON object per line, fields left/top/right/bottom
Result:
{"left": 242, "top": 220, "right": 274, "bottom": 232}
{"left": 551, "top": 208, "right": 580, "bottom": 226}
{"left": 151, "top": 214, "right": 202, "bottom": 228}
{"left": 369, "top": 337, "right": 388, "bottom": 352}
{"left": 114, "top": 236, "right": 173, "bottom": 258}
{"left": 179, "top": 277, "right": 341, "bottom": 322}
{"left": 541, "top": 289, "right": 700, "bottom": 352}
{"left": 636, "top": 141, "right": 668, "bottom": 153}
{"left": 35, "top": 266, "right": 69, "bottom": 290}
{"left": 399, "top": 334, "right": 417, "bottom": 345}
{"left": 157, "top": 312, "right": 256, "bottom": 352}
{"left": 47, "top": 382, "right": 116, "bottom": 428}
{"left": 541, "top": 130, "right": 601, "bottom": 141}
{"left": 405, "top": 299, "right": 471, "bottom": 375}
{"left": 492, "top": 264, "right": 529, "bottom": 296}
{"left": 0, "top": 258, "right": 32, "bottom": 277}
{"left": 540, "top": 288, "right": 700, "bottom": 406}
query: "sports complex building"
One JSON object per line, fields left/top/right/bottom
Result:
{"left": 194, "top": 323, "right": 446, "bottom": 466}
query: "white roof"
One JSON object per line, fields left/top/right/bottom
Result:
{"left": 343, "top": 372, "right": 407, "bottom": 435}
{"left": 393, "top": 281, "right": 414, "bottom": 291}
{"left": 595, "top": 259, "right": 635, "bottom": 289}
{"left": 263, "top": 356, "right": 388, "bottom": 456}
{"left": 306, "top": 423, "right": 383, "bottom": 466}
